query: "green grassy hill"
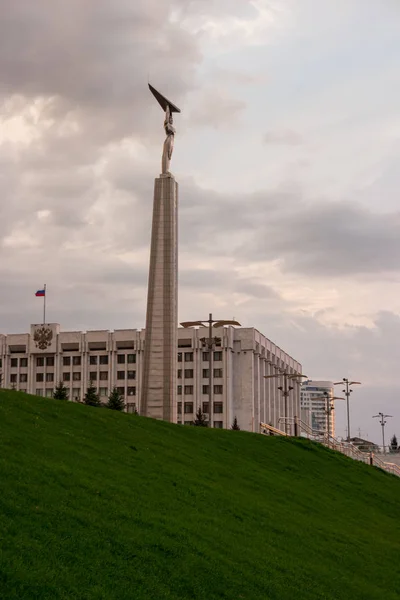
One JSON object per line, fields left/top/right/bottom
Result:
{"left": 0, "top": 390, "right": 399, "bottom": 600}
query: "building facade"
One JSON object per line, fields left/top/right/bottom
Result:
{"left": 300, "top": 380, "right": 335, "bottom": 437}
{"left": 0, "top": 323, "right": 302, "bottom": 433}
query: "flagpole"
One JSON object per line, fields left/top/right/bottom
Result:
{"left": 43, "top": 284, "right": 46, "bottom": 324}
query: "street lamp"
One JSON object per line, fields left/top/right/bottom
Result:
{"left": 334, "top": 378, "right": 361, "bottom": 441}
{"left": 314, "top": 394, "right": 344, "bottom": 447}
{"left": 373, "top": 412, "right": 393, "bottom": 455}
{"left": 264, "top": 371, "right": 308, "bottom": 434}
{"left": 180, "top": 314, "right": 241, "bottom": 428}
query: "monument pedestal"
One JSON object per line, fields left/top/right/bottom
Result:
{"left": 141, "top": 174, "right": 178, "bottom": 422}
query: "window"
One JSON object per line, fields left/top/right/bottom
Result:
{"left": 63, "top": 356, "right": 71, "bottom": 366}
{"left": 184, "top": 421, "right": 193, "bottom": 426}
{"left": 178, "top": 338, "right": 192, "bottom": 348}
{"left": 36, "top": 373, "right": 44, "bottom": 382}
{"left": 36, "top": 389, "right": 44, "bottom": 396}
{"left": 72, "top": 356, "right": 81, "bottom": 366}
{"left": 202, "top": 402, "right": 209, "bottom": 413}
{"left": 19, "top": 374, "right": 27, "bottom": 383}
{"left": 214, "top": 402, "right": 223, "bottom": 414}
{"left": 89, "top": 371, "right": 97, "bottom": 381}
{"left": 214, "top": 385, "right": 223, "bottom": 394}
{"left": 213, "top": 421, "right": 223, "bottom": 429}
{"left": 99, "top": 372, "right": 108, "bottom": 381}
{"left": 99, "top": 387, "right": 108, "bottom": 397}
{"left": 117, "top": 387, "right": 125, "bottom": 396}
{"left": 177, "top": 402, "right": 182, "bottom": 415}
{"left": 20, "top": 358, "right": 28, "bottom": 368}
{"left": 184, "top": 385, "right": 193, "bottom": 395}
{"left": 63, "top": 372, "right": 71, "bottom": 382}
{"left": 117, "top": 354, "right": 126, "bottom": 364}
{"left": 177, "top": 385, "right": 182, "bottom": 395}
{"left": 100, "top": 356, "right": 108, "bottom": 365}
{"left": 202, "top": 352, "right": 209, "bottom": 361}
{"left": 202, "top": 385, "right": 209, "bottom": 395}
{"left": 73, "top": 372, "right": 81, "bottom": 381}
{"left": 127, "top": 387, "right": 136, "bottom": 396}
{"left": 36, "top": 357, "right": 44, "bottom": 367}
{"left": 177, "top": 352, "right": 182, "bottom": 363}
{"left": 10, "top": 374, "right": 17, "bottom": 383}
{"left": 177, "top": 369, "right": 182, "bottom": 379}
{"left": 117, "top": 371, "right": 125, "bottom": 380}
{"left": 214, "top": 368, "right": 223, "bottom": 378}
{"left": 184, "top": 352, "right": 193, "bottom": 362}
{"left": 0, "top": 359, "right": 2, "bottom": 368}
{"left": 202, "top": 369, "right": 209, "bottom": 378}
{"left": 72, "top": 388, "right": 81, "bottom": 400}
{"left": 126, "top": 403, "right": 137, "bottom": 413}
{"left": 10, "top": 358, "right": 18, "bottom": 368}
{"left": 89, "top": 356, "right": 97, "bottom": 365}
{"left": 127, "top": 371, "right": 136, "bottom": 380}
{"left": 184, "top": 402, "right": 194, "bottom": 414}
{"left": 46, "top": 373, "right": 54, "bottom": 382}
{"left": 46, "top": 389, "right": 53, "bottom": 398}
{"left": 214, "top": 351, "right": 223, "bottom": 362}
{"left": 46, "top": 357, "right": 55, "bottom": 367}
{"left": 127, "top": 354, "right": 136, "bottom": 364}
{"left": 184, "top": 369, "right": 193, "bottom": 379}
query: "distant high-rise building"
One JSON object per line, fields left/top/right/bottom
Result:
{"left": 300, "top": 380, "right": 335, "bottom": 437}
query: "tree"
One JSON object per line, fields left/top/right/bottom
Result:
{"left": 84, "top": 381, "right": 100, "bottom": 407}
{"left": 53, "top": 380, "right": 68, "bottom": 400}
{"left": 390, "top": 434, "right": 398, "bottom": 453}
{"left": 106, "top": 387, "right": 125, "bottom": 411}
{"left": 231, "top": 417, "right": 240, "bottom": 430}
{"left": 193, "top": 407, "right": 208, "bottom": 427}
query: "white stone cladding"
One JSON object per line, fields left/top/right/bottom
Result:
{"left": 0, "top": 324, "right": 302, "bottom": 433}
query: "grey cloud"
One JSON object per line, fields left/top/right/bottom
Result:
{"left": 264, "top": 130, "right": 303, "bottom": 145}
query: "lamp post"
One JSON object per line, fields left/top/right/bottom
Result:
{"left": 264, "top": 371, "right": 308, "bottom": 434}
{"left": 334, "top": 378, "right": 361, "bottom": 441}
{"left": 180, "top": 314, "right": 241, "bottom": 427}
{"left": 373, "top": 412, "right": 393, "bottom": 455}
{"left": 314, "top": 394, "right": 345, "bottom": 446}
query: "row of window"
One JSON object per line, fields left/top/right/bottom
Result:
{"left": 35, "top": 386, "right": 137, "bottom": 399}
{"left": 177, "top": 385, "right": 223, "bottom": 395}
{"left": 179, "top": 421, "right": 224, "bottom": 428}
{"left": 178, "top": 351, "right": 223, "bottom": 363}
{"left": 177, "top": 368, "right": 223, "bottom": 379}
{"left": 6, "top": 354, "right": 137, "bottom": 368}
{"left": 12, "top": 369, "right": 137, "bottom": 384}
{"left": 178, "top": 402, "right": 223, "bottom": 414}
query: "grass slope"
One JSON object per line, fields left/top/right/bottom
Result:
{"left": 0, "top": 390, "right": 399, "bottom": 600}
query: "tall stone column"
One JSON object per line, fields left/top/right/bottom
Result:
{"left": 141, "top": 173, "right": 178, "bottom": 422}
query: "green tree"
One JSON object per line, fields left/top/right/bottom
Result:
{"left": 390, "top": 434, "right": 398, "bottom": 453}
{"left": 106, "top": 387, "right": 125, "bottom": 411}
{"left": 53, "top": 380, "right": 68, "bottom": 400}
{"left": 84, "top": 381, "right": 100, "bottom": 407}
{"left": 231, "top": 417, "right": 240, "bottom": 430}
{"left": 193, "top": 407, "right": 208, "bottom": 427}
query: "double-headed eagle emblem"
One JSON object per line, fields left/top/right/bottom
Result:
{"left": 33, "top": 326, "right": 53, "bottom": 350}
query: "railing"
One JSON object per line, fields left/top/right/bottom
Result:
{"left": 263, "top": 417, "right": 400, "bottom": 478}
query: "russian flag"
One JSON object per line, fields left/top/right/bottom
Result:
{"left": 35, "top": 289, "right": 46, "bottom": 297}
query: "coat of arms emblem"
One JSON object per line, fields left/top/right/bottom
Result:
{"left": 33, "top": 326, "right": 53, "bottom": 350}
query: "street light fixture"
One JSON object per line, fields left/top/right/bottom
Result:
{"left": 373, "top": 412, "right": 393, "bottom": 455}
{"left": 180, "top": 314, "right": 241, "bottom": 427}
{"left": 264, "top": 371, "right": 308, "bottom": 434}
{"left": 334, "top": 378, "right": 361, "bottom": 441}
{"left": 314, "top": 394, "right": 345, "bottom": 447}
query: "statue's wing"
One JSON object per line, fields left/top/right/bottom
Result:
{"left": 148, "top": 84, "right": 181, "bottom": 113}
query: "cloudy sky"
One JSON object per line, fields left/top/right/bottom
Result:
{"left": 1, "top": 0, "right": 399, "bottom": 443}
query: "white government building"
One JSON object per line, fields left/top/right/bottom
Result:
{"left": 300, "top": 380, "right": 335, "bottom": 437}
{"left": 0, "top": 322, "right": 302, "bottom": 433}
